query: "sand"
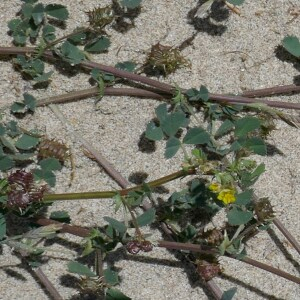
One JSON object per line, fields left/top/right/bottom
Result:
{"left": 0, "top": 0, "right": 299, "bottom": 299}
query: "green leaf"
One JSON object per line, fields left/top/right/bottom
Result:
{"left": 227, "top": 207, "right": 253, "bottom": 226}
{"left": 42, "top": 24, "right": 56, "bottom": 42}
{"left": 104, "top": 217, "right": 127, "bottom": 234}
{"left": 0, "top": 213, "right": 6, "bottom": 240}
{"left": 165, "top": 137, "right": 181, "bottom": 158}
{"left": 183, "top": 127, "right": 210, "bottom": 145}
{"left": 115, "top": 61, "right": 136, "bottom": 72}
{"left": 50, "top": 211, "right": 71, "bottom": 223}
{"left": 136, "top": 208, "right": 156, "bottom": 227}
{"left": 8, "top": 19, "right": 22, "bottom": 31}
{"left": 234, "top": 117, "right": 261, "bottom": 137}
{"left": 11, "top": 102, "right": 26, "bottom": 113}
{"left": 22, "top": 3, "right": 34, "bottom": 18}
{"left": 106, "top": 288, "right": 131, "bottom": 300}
{"left": 243, "top": 137, "right": 266, "bottom": 156}
{"left": 121, "top": 0, "right": 142, "bottom": 9}
{"left": 23, "top": 93, "right": 37, "bottom": 111}
{"left": 104, "top": 268, "right": 119, "bottom": 286}
{"left": 34, "top": 71, "right": 54, "bottom": 82}
{"left": 215, "top": 119, "right": 234, "bottom": 138}
{"left": 221, "top": 287, "right": 237, "bottom": 300}
{"left": 15, "top": 134, "right": 39, "bottom": 150}
{"left": 32, "top": 3, "right": 44, "bottom": 26}
{"left": 198, "top": 85, "right": 209, "bottom": 101}
{"left": 67, "top": 261, "right": 97, "bottom": 277}
{"left": 33, "top": 169, "right": 56, "bottom": 187}
{"left": 161, "top": 111, "right": 188, "bottom": 137}
{"left": 235, "top": 190, "right": 253, "bottom": 206}
{"left": 39, "top": 158, "right": 62, "bottom": 171}
{"left": 0, "top": 156, "right": 14, "bottom": 171}
{"left": 84, "top": 36, "right": 110, "bottom": 53}
{"left": 45, "top": 4, "right": 69, "bottom": 21}
{"left": 145, "top": 121, "right": 163, "bottom": 141}
{"left": 58, "top": 41, "right": 85, "bottom": 65}
{"left": 282, "top": 35, "right": 300, "bottom": 58}
{"left": 0, "top": 125, "right": 5, "bottom": 136}
{"left": 227, "top": 0, "right": 244, "bottom": 5}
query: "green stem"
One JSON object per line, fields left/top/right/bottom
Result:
{"left": 43, "top": 168, "right": 195, "bottom": 201}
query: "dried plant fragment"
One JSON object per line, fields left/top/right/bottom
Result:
{"left": 38, "top": 138, "right": 69, "bottom": 164}
{"left": 254, "top": 197, "right": 275, "bottom": 222}
{"left": 144, "top": 43, "right": 190, "bottom": 76}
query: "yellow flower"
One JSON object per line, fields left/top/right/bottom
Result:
{"left": 209, "top": 183, "right": 221, "bottom": 193}
{"left": 217, "top": 189, "right": 236, "bottom": 205}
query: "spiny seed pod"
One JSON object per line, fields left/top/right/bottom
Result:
{"left": 78, "top": 276, "right": 106, "bottom": 295}
{"left": 144, "top": 43, "right": 190, "bottom": 76}
{"left": 140, "top": 240, "right": 153, "bottom": 252}
{"left": 38, "top": 138, "right": 69, "bottom": 163}
{"left": 254, "top": 197, "right": 275, "bottom": 221}
{"left": 126, "top": 241, "right": 141, "bottom": 254}
{"left": 197, "top": 260, "right": 221, "bottom": 281}
{"left": 7, "top": 170, "right": 47, "bottom": 209}
{"left": 86, "top": 6, "right": 115, "bottom": 29}
{"left": 8, "top": 170, "right": 33, "bottom": 191}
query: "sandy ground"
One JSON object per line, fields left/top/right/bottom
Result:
{"left": 0, "top": 0, "right": 299, "bottom": 299}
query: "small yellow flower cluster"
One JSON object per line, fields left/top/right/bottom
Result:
{"left": 209, "top": 183, "right": 236, "bottom": 205}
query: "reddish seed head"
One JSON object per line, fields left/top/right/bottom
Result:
{"left": 126, "top": 241, "right": 141, "bottom": 255}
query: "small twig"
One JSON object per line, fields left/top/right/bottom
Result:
{"left": 49, "top": 104, "right": 129, "bottom": 188}
{"left": 0, "top": 46, "right": 299, "bottom": 110}
{"left": 241, "top": 84, "right": 300, "bottom": 98}
{"left": 237, "top": 256, "right": 300, "bottom": 285}
{"left": 157, "top": 240, "right": 300, "bottom": 285}
{"left": 272, "top": 218, "right": 300, "bottom": 255}
{"left": 33, "top": 267, "right": 63, "bottom": 300}
{"left": 36, "top": 87, "right": 166, "bottom": 106}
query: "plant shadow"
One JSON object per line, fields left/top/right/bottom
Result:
{"left": 187, "top": 0, "right": 229, "bottom": 36}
